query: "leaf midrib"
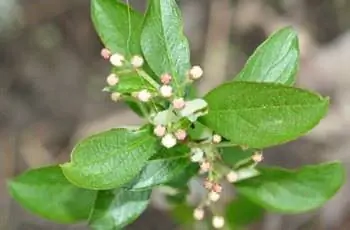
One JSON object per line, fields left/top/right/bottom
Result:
{"left": 156, "top": 0, "right": 179, "bottom": 89}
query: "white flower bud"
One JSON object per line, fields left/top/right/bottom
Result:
{"left": 106, "top": 73, "right": 119, "bottom": 86}
{"left": 189, "top": 65, "right": 203, "bottom": 80}
{"left": 137, "top": 90, "right": 152, "bottom": 102}
{"left": 110, "top": 92, "right": 121, "bottom": 102}
{"left": 160, "top": 73, "right": 172, "bottom": 84}
{"left": 131, "top": 55, "right": 144, "bottom": 68}
{"left": 252, "top": 152, "right": 263, "bottom": 163}
{"left": 193, "top": 208, "right": 204, "bottom": 220}
{"left": 190, "top": 148, "right": 204, "bottom": 162}
{"left": 161, "top": 133, "right": 177, "bottom": 148}
{"left": 208, "top": 191, "right": 220, "bottom": 202}
{"left": 226, "top": 171, "right": 238, "bottom": 183}
{"left": 153, "top": 125, "right": 166, "bottom": 137}
{"left": 212, "top": 216, "right": 225, "bottom": 229}
{"left": 172, "top": 98, "right": 185, "bottom": 109}
{"left": 159, "top": 85, "right": 173, "bottom": 98}
{"left": 110, "top": 53, "right": 125, "bottom": 67}
{"left": 101, "top": 48, "right": 112, "bottom": 60}
{"left": 212, "top": 134, "right": 222, "bottom": 144}
{"left": 174, "top": 129, "right": 187, "bottom": 141}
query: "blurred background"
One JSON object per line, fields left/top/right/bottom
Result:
{"left": 1, "top": 0, "right": 350, "bottom": 229}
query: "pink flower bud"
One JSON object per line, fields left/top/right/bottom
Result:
{"left": 101, "top": 48, "right": 112, "bottom": 60}
{"left": 153, "top": 125, "right": 166, "bottom": 137}
{"left": 212, "top": 183, "right": 222, "bottom": 193}
{"left": 174, "top": 129, "right": 187, "bottom": 141}
{"left": 172, "top": 98, "right": 185, "bottom": 109}
{"left": 200, "top": 161, "right": 211, "bottom": 173}
{"left": 160, "top": 73, "right": 172, "bottom": 84}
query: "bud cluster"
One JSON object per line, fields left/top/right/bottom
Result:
{"left": 99, "top": 48, "right": 264, "bottom": 229}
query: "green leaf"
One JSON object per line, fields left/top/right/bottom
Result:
{"left": 188, "top": 122, "right": 213, "bottom": 141}
{"left": 91, "top": 0, "right": 142, "bottom": 56}
{"left": 141, "top": 0, "right": 191, "bottom": 89}
{"left": 127, "top": 146, "right": 197, "bottom": 190}
{"left": 61, "top": 127, "right": 158, "bottom": 190}
{"left": 220, "top": 146, "right": 255, "bottom": 166}
{"left": 235, "top": 162, "right": 345, "bottom": 213}
{"left": 226, "top": 196, "right": 264, "bottom": 228}
{"left": 8, "top": 166, "right": 96, "bottom": 223}
{"left": 200, "top": 82, "right": 329, "bottom": 148}
{"left": 171, "top": 204, "right": 194, "bottom": 226}
{"left": 89, "top": 189, "right": 151, "bottom": 230}
{"left": 235, "top": 27, "right": 299, "bottom": 86}
{"left": 152, "top": 109, "right": 180, "bottom": 126}
{"left": 179, "top": 99, "right": 208, "bottom": 122}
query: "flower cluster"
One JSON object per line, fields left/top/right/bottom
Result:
{"left": 100, "top": 48, "right": 264, "bottom": 229}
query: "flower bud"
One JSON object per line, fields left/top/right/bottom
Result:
{"left": 160, "top": 73, "right": 172, "bottom": 85}
{"left": 101, "top": 48, "right": 112, "bottom": 60}
{"left": 106, "top": 73, "right": 119, "bottom": 86}
{"left": 204, "top": 179, "right": 213, "bottom": 190}
{"left": 174, "top": 129, "right": 187, "bottom": 141}
{"left": 172, "top": 98, "right": 185, "bottom": 109}
{"left": 190, "top": 148, "right": 204, "bottom": 162}
{"left": 153, "top": 125, "right": 166, "bottom": 137}
{"left": 131, "top": 55, "right": 144, "bottom": 68}
{"left": 208, "top": 191, "right": 220, "bottom": 202}
{"left": 252, "top": 152, "right": 263, "bottom": 163}
{"left": 212, "top": 183, "right": 222, "bottom": 193}
{"left": 159, "top": 85, "right": 173, "bottom": 98}
{"left": 161, "top": 133, "right": 177, "bottom": 148}
{"left": 193, "top": 208, "right": 205, "bottom": 220}
{"left": 212, "top": 216, "right": 225, "bottom": 229}
{"left": 200, "top": 161, "right": 211, "bottom": 173}
{"left": 212, "top": 134, "right": 222, "bottom": 144}
{"left": 189, "top": 65, "right": 203, "bottom": 80}
{"left": 110, "top": 53, "right": 125, "bottom": 67}
{"left": 110, "top": 92, "right": 121, "bottom": 102}
{"left": 137, "top": 89, "right": 152, "bottom": 102}
{"left": 226, "top": 171, "right": 238, "bottom": 183}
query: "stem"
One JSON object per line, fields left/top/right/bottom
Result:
{"left": 136, "top": 69, "right": 160, "bottom": 89}
{"left": 137, "top": 101, "right": 152, "bottom": 123}
{"left": 116, "top": 69, "right": 133, "bottom": 75}
{"left": 124, "top": 95, "right": 153, "bottom": 123}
